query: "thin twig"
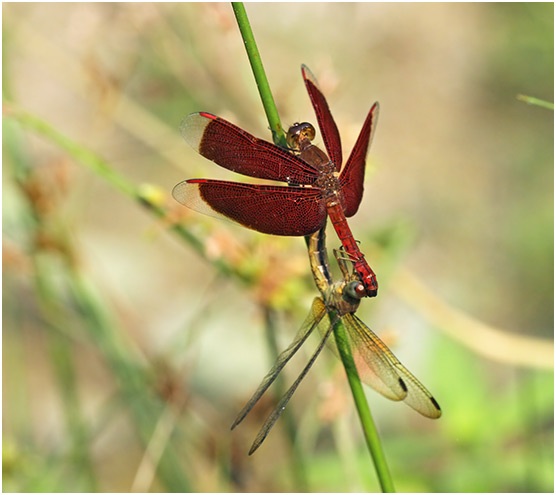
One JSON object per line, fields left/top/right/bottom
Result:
{"left": 392, "top": 268, "right": 553, "bottom": 370}
{"left": 516, "top": 94, "right": 554, "bottom": 110}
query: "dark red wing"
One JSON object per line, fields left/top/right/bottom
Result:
{"left": 172, "top": 179, "right": 327, "bottom": 236}
{"left": 301, "top": 65, "right": 343, "bottom": 171}
{"left": 339, "top": 102, "right": 379, "bottom": 218}
{"left": 181, "top": 113, "right": 319, "bottom": 185}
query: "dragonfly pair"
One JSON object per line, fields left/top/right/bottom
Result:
{"left": 173, "top": 66, "right": 441, "bottom": 454}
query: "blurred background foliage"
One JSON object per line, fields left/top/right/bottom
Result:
{"left": 2, "top": 3, "right": 553, "bottom": 492}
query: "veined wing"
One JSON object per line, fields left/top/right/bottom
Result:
{"left": 317, "top": 308, "right": 408, "bottom": 401}
{"left": 172, "top": 179, "right": 327, "bottom": 236}
{"left": 301, "top": 65, "right": 343, "bottom": 170}
{"left": 346, "top": 313, "right": 442, "bottom": 418}
{"left": 181, "top": 112, "right": 319, "bottom": 185}
{"left": 246, "top": 298, "right": 338, "bottom": 455}
{"left": 339, "top": 102, "right": 379, "bottom": 218}
{"left": 231, "top": 297, "right": 328, "bottom": 431}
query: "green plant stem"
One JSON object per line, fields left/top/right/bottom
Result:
{"left": 5, "top": 114, "right": 96, "bottom": 490}
{"left": 231, "top": 4, "right": 393, "bottom": 491}
{"left": 231, "top": 2, "right": 287, "bottom": 146}
{"left": 332, "top": 317, "right": 395, "bottom": 493}
{"left": 516, "top": 94, "right": 554, "bottom": 110}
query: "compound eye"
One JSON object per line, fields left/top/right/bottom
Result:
{"left": 354, "top": 283, "right": 367, "bottom": 299}
{"left": 300, "top": 122, "right": 316, "bottom": 141}
{"left": 345, "top": 281, "right": 366, "bottom": 301}
{"left": 286, "top": 122, "right": 316, "bottom": 148}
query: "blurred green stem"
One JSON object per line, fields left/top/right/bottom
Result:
{"left": 516, "top": 94, "right": 554, "bottom": 110}
{"left": 3, "top": 102, "right": 252, "bottom": 287}
{"left": 4, "top": 115, "right": 192, "bottom": 492}
{"left": 66, "top": 267, "right": 192, "bottom": 492}
{"left": 5, "top": 114, "right": 97, "bottom": 491}
{"left": 35, "top": 258, "right": 98, "bottom": 491}
{"left": 263, "top": 307, "right": 309, "bottom": 491}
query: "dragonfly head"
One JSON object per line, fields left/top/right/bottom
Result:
{"left": 343, "top": 281, "right": 366, "bottom": 304}
{"left": 286, "top": 122, "right": 315, "bottom": 150}
{"left": 326, "top": 280, "right": 361, "bottom": 315}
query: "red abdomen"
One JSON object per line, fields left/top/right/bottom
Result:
{"left": 326, "top": 201, "right": 378, "bottom": 297}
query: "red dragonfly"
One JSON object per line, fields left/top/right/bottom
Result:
{"left": 173, "top": 65, "right": 379, "bottom": 296}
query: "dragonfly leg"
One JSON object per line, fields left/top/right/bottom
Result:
{"left": 333, "top": 247, "right": 357, "bottom": 281}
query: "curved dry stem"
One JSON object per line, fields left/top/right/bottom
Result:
{"left": 392, "top": 268, "right": 553, "bottom": 370}
{"left": 131, "top": 392, "right": 189, "bottom": 493}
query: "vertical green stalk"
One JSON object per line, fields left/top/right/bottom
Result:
{"left": 332, "top": 318, "right": 395, "bottom": 492}
{"left": 230, "top": 3, "right": 394, "bottom": 492}
{"left": 231, "top": 2, "right": 287, "bottom": 147}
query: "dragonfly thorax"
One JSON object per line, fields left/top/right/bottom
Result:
{"left": 315, "top": 170, "right": 341, "bottom": 191}
{"left": 325, "top": 280, "right": 361, "bottom": 316}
